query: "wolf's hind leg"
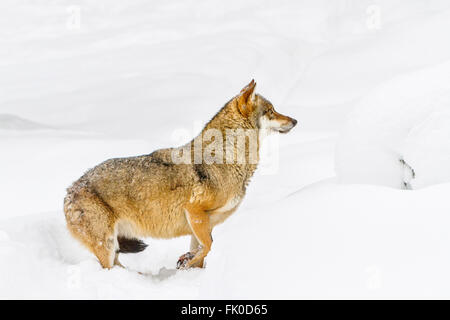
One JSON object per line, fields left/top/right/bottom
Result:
{"left": 114, "top": 252, "right": 125, "bottom": 268}
{"left": 91, "top": 243, "right": 116, "bottom": 269}
{"left": 69, "top": 219, "right": 117, "bottom": 269}
{"left": 177, "top": 206, "right": 212, "bottom": 269}
{"left": 64, "top": 189, "right": 117, "bottom": 269}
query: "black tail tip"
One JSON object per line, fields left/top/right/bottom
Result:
{"left": 117, "top": 237, "right": 148, "bottom": 253}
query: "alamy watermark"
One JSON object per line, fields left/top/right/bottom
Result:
{"left": 171, "top": 125, "right": 280, "bottom": 175}
{"left": 66, "top": 5, "right": 81, "bottom": 31}
{"left": 67, "top": 265, "right": 82, "bottom": 289}
{"left": 366, "top": 5, "right": 382, "bottom": 31}
{"left": 365, "top": 265, "right": 382, "bottom": 290}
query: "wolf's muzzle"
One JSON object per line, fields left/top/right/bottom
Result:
{"left": 278, "top": 116, "right": 297, "bottom": 133}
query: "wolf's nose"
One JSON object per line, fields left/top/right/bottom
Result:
{"left": 291, "top": 118, "right": 298, "bottom": 127}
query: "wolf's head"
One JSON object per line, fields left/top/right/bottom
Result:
{"left": 236, "top": 79, "right": 297, "bottom": 135}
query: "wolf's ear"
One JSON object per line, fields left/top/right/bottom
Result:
{"left": 237, "top": 79, "right": 256, "bottom": 117}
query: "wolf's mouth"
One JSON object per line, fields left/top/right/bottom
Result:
{"left": 276, "top": 128, "right": 291, "bottom": 134}
{"left": 275, "top": 126, "right": 295, "bottom": 134}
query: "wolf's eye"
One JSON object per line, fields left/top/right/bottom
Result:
{"left": 263, "top": 109, "right": 274, "bottom": 118}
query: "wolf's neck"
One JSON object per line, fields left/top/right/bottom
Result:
{"left": 187, "top": 100, "right": 262, "bottom": 186}
{"left": 204, "top": 99, "right": 256, "bottom": 132}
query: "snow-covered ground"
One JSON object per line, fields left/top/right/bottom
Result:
{"left": 1, "top": 0, "right": 450, "bottom": 299}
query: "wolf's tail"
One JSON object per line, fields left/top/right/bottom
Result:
{"left": 117, "top": 237, "right": 148, "bottom": 253}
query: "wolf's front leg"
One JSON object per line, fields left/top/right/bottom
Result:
{"left": 177, "top": 207, "right": 212, "bottom": 269}
{"left": 188, "top": 235, "right": 205, "bottom": 268}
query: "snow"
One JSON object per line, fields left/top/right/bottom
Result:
{"left": 1, "top": 0, "right": 450, "bottom": 299}
{"left": 336, "top": 61, "right": 450, "bottom": 188}
{"left": 403, "top": 110, "right": 450, "bottom": 189}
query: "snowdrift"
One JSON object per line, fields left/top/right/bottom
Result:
{"left": 336, "top": 61, "right": 450, "bottom": 189}
{"left": 2, "top": 181, "right": 450, "bottom": 299}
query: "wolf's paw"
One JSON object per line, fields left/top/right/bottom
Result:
{"left": 176, "top": 252, "right": 195, "bottom": 269}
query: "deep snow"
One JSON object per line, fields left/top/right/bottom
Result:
{"left": 1, "top": 0, "right": 450, "bottom": 299}
{"left": 336, "top": 61, "right": 450, "bottom": 188}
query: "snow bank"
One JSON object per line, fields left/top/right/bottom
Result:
{"left": 0, "top": 114, "right": 51, "bottom": 131}
{"left": 404, "top": 110, "right": 450, "bottom": 189}
{"left": 0, "top": 213, "right": 199, "bottom": 299}
{"left": 336, "top": 61, "right": 450, "bottom": 189}
{"left": 201, "top": 182, "right": 450, "bottom": 299}
{"left": 2, "top": 181, "right": 450, "bottom": 299}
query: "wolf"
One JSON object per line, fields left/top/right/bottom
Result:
{"left": 64, "top": 80, "right": 297, "bottom": 269}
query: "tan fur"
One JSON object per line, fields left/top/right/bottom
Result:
{"left": 63, "top": 80, "right": 297, "bottom": 269}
